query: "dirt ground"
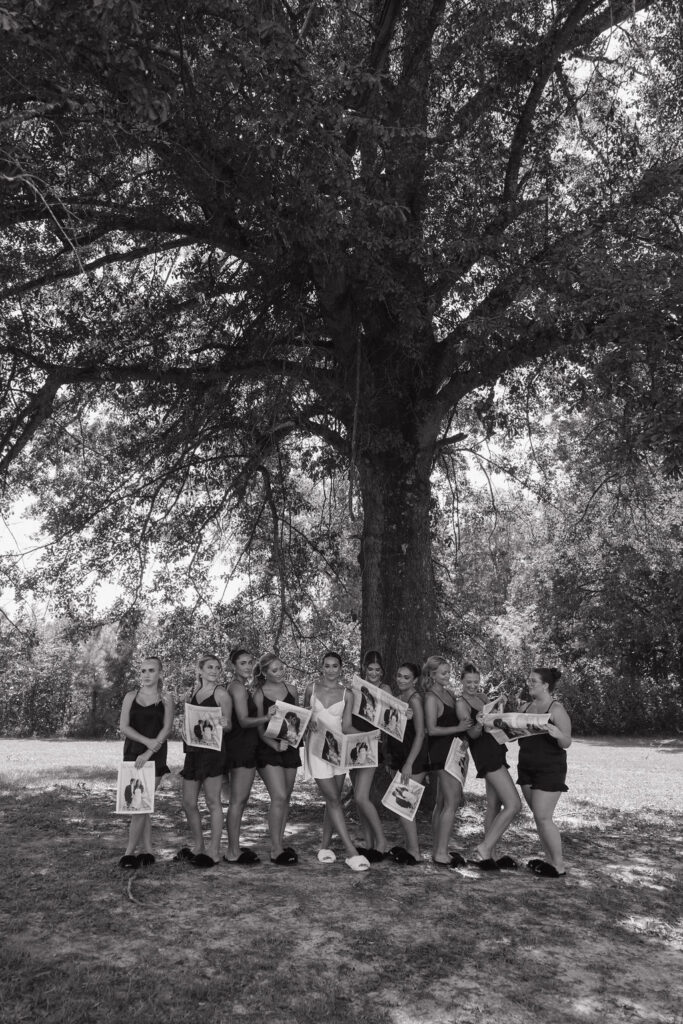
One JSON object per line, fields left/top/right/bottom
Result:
{"left": 1, "top": 737, "right": 681, "bottom": 1024}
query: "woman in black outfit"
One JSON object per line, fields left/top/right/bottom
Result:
{"left": 224, "top": 648, "right": 269, "bottom": 864}
{"left": 456, "top": 662, "right": 521, "bottom": 871}
{"left": 178, "top": 654, "right": 232, "bottom": 868}
{"left": 119, "top": 657, "right": 173, "bottom": 868}
{"left": 518, "top": 666, "right": 572, "bottom": 878}
{"left": 384, "top": 662, "right": 429, "bottom": 865}
{"left": 350, "top": 650, "right": 390, "bottom": 861}
{"left": 423, "top": 655, "right": 471, "bottom": 868}
{"left": 253, "top": 652, "right": 300, "bottom": 865}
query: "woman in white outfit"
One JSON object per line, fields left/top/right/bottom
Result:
{"left": 303, "top": 651, "right": 370, "bottom": 872}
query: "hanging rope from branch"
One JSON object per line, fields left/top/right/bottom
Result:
{"left": 348, "top": 329, "right": 362, "bottom": 522}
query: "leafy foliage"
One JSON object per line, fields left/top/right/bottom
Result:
{"left": 1, "top": 0, "right": 683, "bottom": 674}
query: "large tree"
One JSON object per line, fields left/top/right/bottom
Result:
{"left": 1, "top": 0, "right": 682, "bottom": 667}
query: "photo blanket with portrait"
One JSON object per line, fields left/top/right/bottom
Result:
{"left": 481, "top": 709, "right": 551, "bottom": 744}
{"left": 115, "top": 761, "right": 155, "bottom": 814}
{"left": 444, "top": 737, "right": 470, "bottom": 787}
{"left": 184, "top": 703, "right": 223, "bottom": 751}
{"left": 307, "top": 722, "right": 381, "bottom": 770}
{"left": 350, "top": 674, "right": 409, "bottom": 741}
{"left": 264, "top": 701, "right": 312, "bottom": 748}
{"left": 381, "top": 772, "right": 425, "bottom": 822}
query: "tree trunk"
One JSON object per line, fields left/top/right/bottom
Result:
{"left": 357, "top": 440, "right": 437, "bottom": 674}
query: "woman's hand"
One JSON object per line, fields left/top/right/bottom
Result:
{"left": 267, "top": 706, "right": 278, "bottom": 718}
{"left": 400, "top": 762, "right": 413, "bottom": 785}
{"left": 469, "top": 721, "right": 483, "bottom": 739}
{"left": 546, "top": 722, "right": 562, "bottom": 739}
{"left": 135, "top": 752, "right": 150, "bottom": 769}
{"left": 278, "top": 740, "right": 288, "bottom": 752}
{"left": 405, "top": 708, "right": 414, "bottom": 720}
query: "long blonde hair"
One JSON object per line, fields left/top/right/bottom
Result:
{"left": 253, "top": 651, "right": 279, "bottom": 687}
{"left": 419, "top": 655, "right": 449, "bottom": 693}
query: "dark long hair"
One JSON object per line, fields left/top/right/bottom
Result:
{"left": 532, "top": 666, "right": 562, "bottom": 692}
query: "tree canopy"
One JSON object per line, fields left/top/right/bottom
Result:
{"left": 1, "top": 0, "right": 683, "bottom": 670}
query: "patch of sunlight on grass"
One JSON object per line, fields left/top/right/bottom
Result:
{"left": 572, "top": 996, "right": 606, "bottom": 1017}
{"left": 618, "top": 915, "right": 683, "bottom": 948}
{"left": 605, "top": 864, "right": 671, "bottom": 890}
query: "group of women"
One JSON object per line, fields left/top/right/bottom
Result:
{"left": 118, "top": 648, "right": 572, "bottom": 878}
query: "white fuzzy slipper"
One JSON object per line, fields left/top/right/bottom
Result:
{"left": 345, "top": 854, "right": 371, "bottom": 872}
{"left": 317, "top": 848, "right": 336, "bottom": 863}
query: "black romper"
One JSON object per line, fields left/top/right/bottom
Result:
{"left": 180, "top": 686, "right": 226, "bottom": 781}
{"left": 385, "top": 695, "right": 429, "bottom": 774}
{"left": 123, "top": 692, "right": 170, "bottom": 778}
{"left": 460, "top": 693, "right": 508, "bottom": 779}
{"left": 224, "top": 690, "right": 259, "bottom": 771}
{"left": 255, "top": 690, "right": 301, "bottom": 770}
{"left": 517, "top": 700, "right": 568, "bottom": 793}
{"left": 427, "top": 697, "right": 461, "bottom": 771}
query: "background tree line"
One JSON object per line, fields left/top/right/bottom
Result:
{"left": 2, "top": 377, "right": 681, "bottom": 737}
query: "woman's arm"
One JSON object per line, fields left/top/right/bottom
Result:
{"left": 457, "top": 698, "right": 481, "bottom": 740}
{"left": 302, "top": 684, "right": 320, "bottom": 733}
{"left": 254, "top": 689, "right": 286, "bottom": 751}
{"left": 400, "top": 695, "right": 426, "bottom": 782}
{"left": 119, "top": 692, "right": 158, "bottom": 750}
{"left": 214, "top": 686, "right": 233, "bottom": 732}
{"left": 341, "top": 689, "right": 355, "bottom": 733}
{"left": 133, "top": 694, "right": 174, "bottom": 768}
{"left": 230, "top": 681, "right": 269, "bottom": 728}
{"left": 158, "top": 693, "right": 174, "bottom": 744}
{"left": 424, "top": 693, "right": 471, "bottom": 737}
{"left": 547, "top": 703, "right": 572, "bottom": 749}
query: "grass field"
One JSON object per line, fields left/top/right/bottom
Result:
{"left": 1, "top": 736, "right": 681, "bottom": 1024}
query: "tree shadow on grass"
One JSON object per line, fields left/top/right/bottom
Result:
{"left": 2, "top": 774, "right": 682, "bottom": 1024}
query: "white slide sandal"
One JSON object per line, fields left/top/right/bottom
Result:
{"left": 317, "top": 848, "right": 336, "bottom": 863}
{"left": 345, "top": 855, "right": 371, "bottom": 872}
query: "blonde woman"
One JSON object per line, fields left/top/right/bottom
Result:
{"left": 423, "top": 655, "right": 471, "bottom": 868}
{"left": 177, "top": 654, "right": 231, "bottom": 868}
{"left": 118, "top": 657, "right": 173, "bottom": 868}
{"left": 253, "top": 652, "right": 300, "bottom": 865}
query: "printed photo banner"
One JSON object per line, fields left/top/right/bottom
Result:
{"left": 184, "top": 703, "right": 223, "bottom": 751}
{"left": 481, "top": 711, "right": 551, "bottom": 745}
{"left": 115, "top": 761, "right": 155, "bottom": 815}
{"left": 350, "top": 674, "right": 409, "bottom": 741}
{"left": 264, "top": 701, "right": 312, "bottom": 748}
{"left": 444, "top": 737, "right": 469, "bottom": 787}
{"left": 381, "top": 772, "right": 425, "bottom": 822}
{"left": 308, "top": 722, "right": 381, "bottom": 770}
